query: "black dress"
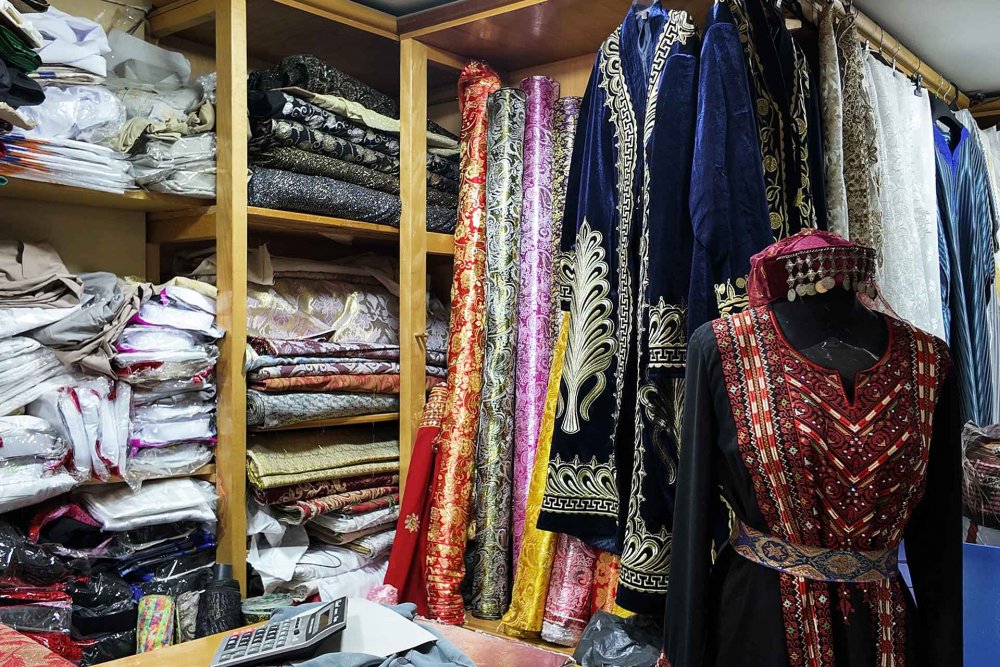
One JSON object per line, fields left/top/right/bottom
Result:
{"left": 663, "top": 308, "right": 962, "bottom": 667}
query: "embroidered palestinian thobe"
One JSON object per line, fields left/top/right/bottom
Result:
{"left": 688, "top": 0, "right": 823, "bottom": 334}
{"left": 663, "top": 240, "right": 961, "bottom": 667}
{"left": 537, "top": 5, "right": 698, "bottom": 614}
{"left": 935, "top": 126, "right": 997, "bottom": 427}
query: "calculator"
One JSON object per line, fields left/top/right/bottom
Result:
{"left": 209, "top": 597, "right": 348, "bottom": 667}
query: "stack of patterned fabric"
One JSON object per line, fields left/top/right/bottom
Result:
{"left": 186, "top": 245, "right": 448, "bottom": 430}
{"left": 247, "top": 54, "right": 460, "bottom": 232}
{"left": 246, "top": 426, "right": 400, "bottom": 601}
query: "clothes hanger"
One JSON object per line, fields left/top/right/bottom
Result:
{"left": 912, "top": 57, "right": 924, "bottom": 96}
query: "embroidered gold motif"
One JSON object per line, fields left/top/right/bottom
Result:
{"left": 598, "top": 27, "right": 638, "bottom": 429}
{"left": 559, "top": 220, "right": 615, "bottom": 434}
{"left": 714, "top": 276, "right": 750, "bottom": 317}
{"left": 541, "top": 453, "right": 618, "bottom": 518}
{"left": 637, "top": 380, "right": 685, "bottom": 485}
{"left": 647, "top": 299, "right": 687, "bottom": 368}
{"left": 405, "top": 513, "right": 420, "bottom": 533}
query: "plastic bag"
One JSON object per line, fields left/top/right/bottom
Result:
{"left": 128, "top": 415, "right": 216, "bottom": 451}
{"left": 0, "top": 600, "right": 73, "bottom": 634}
{"left": 0, "top": 521, "right": 69, "bottom": 586}
{"left": 124, "top": 444, "right": 214, "bottom": 488}
{"left": 573, "top": 611, "right": 663, "bottom": 667}
{"left": 114, "top": 345, "right": 218, "bottom": 386}
{"left": 21, "top": 85, "right": 126, "bottom": 144}
{"left": 0, "top": 416, "right": 69, "bottom": 461}
{"left": 130, "top": 296, "right": 222, "bottom": 337}
{"left": 0, "top": 462, "right": 78, "bottom": 514}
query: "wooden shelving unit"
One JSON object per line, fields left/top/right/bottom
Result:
{"left": 79, "top": 464, "right": 218, "bottom": 486}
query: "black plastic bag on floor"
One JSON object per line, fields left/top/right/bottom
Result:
{"left": 573, "top": 611, "right": 663, "bottom": 667}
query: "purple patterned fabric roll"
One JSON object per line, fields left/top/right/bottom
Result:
{"left": 512, "top": 75, "right": 560, "bottom": 569}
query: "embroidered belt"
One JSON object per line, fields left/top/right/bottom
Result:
{"left": 731, "top": 521, "right": 897, "bottom": 583}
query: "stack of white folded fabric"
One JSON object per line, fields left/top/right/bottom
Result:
{"left": 77, "top": 477, "right": 218, "bottom": 531}
{"left": 113, "top": 280, "right": 223, "bottom": 481}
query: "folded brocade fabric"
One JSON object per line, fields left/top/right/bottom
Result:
{"left": 247, "top": 166, "right": 457, "bottom": 233}
{"left": 247, "top": 338, "right": 448, "bottom": 368}
{"left": 250, "top": 146, "right": 458, "bottom": 208}
{"left": 251, "top": 473, "right": 400, "bottom": 506}
{"left": 250, "top": 118, "right": 397, "bottom": 174}
{"left": 248, "top": 373, "right": 442, "bottom": 394}
{"left": 249, "top": 90, "right": 401, "bottom": 156}
{"left": 246, "top": 390, "right": 399, "bottom": 431}
{"left": 246, "top": 426, "right": 399, "bottom": 490}
{"left": 248, "top": 360, "right": 445, "bottom": 381}
{"left": 249, "top": 54, "right": 456, "bottom": 140}
{"left": 271, "top": 486, "right": 398, "bottom": 525}
{"left": 426, "top": 152, "right": 461, "bottom": 182}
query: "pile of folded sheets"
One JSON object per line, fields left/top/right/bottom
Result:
{"left": 246, "top": 426, "right": 400, "bottom": 601}
{"left": 112, "top": 279, "right": 222, "bottom": 482}
{"left": 0, "top": 0, "right": 45, "bottom": 130}
{"left": 247, "top": 54, "right": 460, "bottom": 232}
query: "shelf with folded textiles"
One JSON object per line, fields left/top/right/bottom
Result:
{"left": 257, "top": 412, "right": 401, "bottom": 432}
{"left": 0, "top": 176, "right": 212, "bottom": 213}
{"left": 78, "top": 464, "right": 218, "bottom": 486}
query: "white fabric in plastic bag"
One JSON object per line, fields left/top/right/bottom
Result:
{"left": 0, "top": 339, "right": 67, "bottom": 416}
{"left": 115, "top": 325, "right": 206, "bottom": 352}
{"left": 0, "top": 462, "right": 77, "bottom": 513}
{"left": 123, "top": 443, "right": 213, "bottom": 487}
{"left": 20, "top": 86, "right": 126, "bottom": 144}
{"left": 0, "top": 302, "right": 80, "bottom": 338}
{"left": 0, "top": 415, "right": 68, "bottom": 461}
{"left": 78, "top": 477, "right": 217, "bottom": 531}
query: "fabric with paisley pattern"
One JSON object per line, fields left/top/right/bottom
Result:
{"left": 512, "top": 75, "right": 560, "bottom": 572}
{"left": 424, "top": 61, "right": 501, "bottom": 625}
{"left": 469, "top": 87, "right": 525, "bottom": 620}
{"left": 501, "top": 313, "right": 569, "bottom": 638}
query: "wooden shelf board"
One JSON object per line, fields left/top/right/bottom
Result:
{"left": 426, "top": 231, "right": 455, "bottom": 256}
{"left": 258, "top": 412, "right": 400, "bottom": 432}
{"left": 461, "top": 614, "right": 576, "bottom": 658}
{"left": 400, "top": 0, "right": 629, "bottom": 72}
{"left": 148, "top": 205, "right": 455, "bottom": 247}
{"left": 0, "top": 177, "right": 210, "bottom": 212}
{"left": 247, "top": 206, "right": 401, "bottom": 239}
{"left": 80, "top": 464, "right": 217, "bottom": 486}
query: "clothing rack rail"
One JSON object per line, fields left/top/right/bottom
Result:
{"left": 798, "top": 0, "right": 970, "bottom": 109}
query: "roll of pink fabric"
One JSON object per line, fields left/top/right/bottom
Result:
{"left": 512, "top": 75, "right": 560, "bottom": 568}
{"left": 541, "top": 533, "right": 598, "bottom": 646}
{"left": 424, "top": 60, "right": 501, "bottom": 625}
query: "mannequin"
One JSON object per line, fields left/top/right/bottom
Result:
{"left": 771, "top": 288, "right": 887, "bottom": 399}
{"left": 662, "top": 231, "right": 962, "bottom": 667}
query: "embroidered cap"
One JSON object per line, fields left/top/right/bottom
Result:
{"left": 747, "top": 229, "right": 878, "bottom": 307}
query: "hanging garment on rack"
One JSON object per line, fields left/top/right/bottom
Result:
{"left": 817, "top": 3, "right": 848, "bottom": 239}
{"left": 384, "top": 384, "right": 447, "bottom": 617}
{"left": 538, "top": 5, "right": 698, "bottom": 615}
{"left": 866, "top": 56, "right": 945, "bottom": 339}
{"left": 469, "top": 87, "right": 525, "bottom": 620}
{"left": 835, "top": 9, "right": 882, "bottom": 262}
{"left": 501, "top": 313, "right": 569, "bottom": 639}
{"left": 512, "top": 74, "right": 560, "bottom": 574}
{"left": 424, "top": 60, "right": 501, "bottom": 626}
{"left": 687, "top": 0, "right": 824, "bottom": 333}
{"left": 547, "top": 97, "right": 583, "bottom": 347}
{"left": 935, "top": 125, "right": 997, "bottom": 427}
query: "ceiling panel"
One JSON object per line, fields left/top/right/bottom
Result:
{"left": 849, "top": 1, "right": 999, "bottom": 95}
{"left": 352, "top": 0, "right": 459, "bottom": 15}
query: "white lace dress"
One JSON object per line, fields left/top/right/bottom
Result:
{"left": 867, "top": 55, "right": 945, "bottom": 339}
{"left": 818, "top": 3, "right": 849, "bottom": 238}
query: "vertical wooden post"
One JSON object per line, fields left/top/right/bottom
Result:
{"left": 215, "top": 0, "right": 249, "bottom": 595}
{"left": 399, "top": 38, "right": 429, "bottom": 498}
